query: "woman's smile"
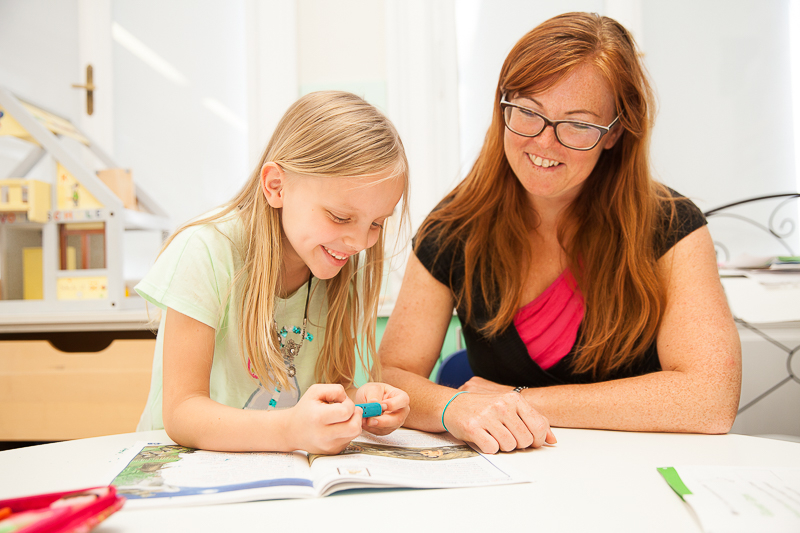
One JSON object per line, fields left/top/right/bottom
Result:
{"left": 527, "top": 152, "right": 563, "bottom": 169}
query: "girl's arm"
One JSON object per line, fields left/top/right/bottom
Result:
{"left": 162, "top": 308, "right": 363, "bottom": 454}
{"left": 461, "top": 226, "right": 742, "bottom": 434}
{"left": 380, "top": 254, "right": 555, "bottom": 453}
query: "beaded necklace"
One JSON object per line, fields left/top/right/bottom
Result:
{"left": 275, "top": 275, "right": 314, "bottom": 378}
{"left": 247, "top": 275, "right": 314, "bottom": 409}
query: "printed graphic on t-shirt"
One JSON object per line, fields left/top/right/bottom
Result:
{"left": 243, "top": 371, "right": 300, "bottom": 410}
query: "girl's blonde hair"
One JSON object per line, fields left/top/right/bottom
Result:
{"left": 163, "top": 91, "right": 408, "bottom": 391}
{"left": 416, "top": 12, "right": 672, "bottom": 379}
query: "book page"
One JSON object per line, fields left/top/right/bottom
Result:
{"left": 659, "top": 466, "right": 800, "bottom": 533}
{"left": 353, "top": 428, "right": 465, "bottom": 448}
{"left": 309, "top": 429, "right": 519, "bottom": 495}
{"left": 110, "top": 442, "right": 314, "bottom": 508}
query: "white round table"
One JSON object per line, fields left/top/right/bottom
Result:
{"left": 2, "top": 428, "right": 798, "bottom": 532}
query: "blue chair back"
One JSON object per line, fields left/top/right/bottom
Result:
{"left": 435, "top": 349, "right": 474, "bottom": 388}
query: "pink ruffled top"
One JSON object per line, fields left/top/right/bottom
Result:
{"left": 513, "top": 269, "right": 585, "bottom": 370}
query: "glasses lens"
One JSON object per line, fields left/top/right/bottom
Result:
{"left": 504, "top": 105, "right": 544, "bottom": 137}
{"left": 556, "top": 122, "right": 602, "bottom": 150}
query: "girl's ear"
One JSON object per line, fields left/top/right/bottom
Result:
{"left": 260, "top": 162, "right": 285, "bottom": 208}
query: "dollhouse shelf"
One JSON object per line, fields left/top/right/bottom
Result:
{"left": 0, "top": 85, "right": 171, "bottom": 314}
{"left": 0, "top": 179, "right": 51, "bottom": 223}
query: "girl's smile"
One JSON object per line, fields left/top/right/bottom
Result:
{"left": 322, "top": 245, "right": 350, "bottom": 263}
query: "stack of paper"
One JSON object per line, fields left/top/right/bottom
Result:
{"left": 658, "top": 465, "right": 800, "bottom": 533}
{"left": 719, "top": 254, "right": 800, "bottom": 271}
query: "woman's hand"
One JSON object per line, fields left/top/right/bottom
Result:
{"left": 286, "top": 384, "right": 363, "bottom": 455}
{"left": 459, "top": 376, "right": 515, "bottom": 394}
{"left": 354, "top": 382, "right": 411, "bottom": 436}
{"left": 442, "top": 390, "right": 556, "bottom": 454}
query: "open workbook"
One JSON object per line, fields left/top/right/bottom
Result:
{"left": 109, "top": 429, "right": 523, "bottom": 507}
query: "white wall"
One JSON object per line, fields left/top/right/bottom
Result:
{"left": 296, "top": 0, "right": 387, "bottom": 109}
{"left": 111, "top": 0, "right": 249, "bottom": 228}
{"left": 645, "top": 1, "right": 796, "bottom": 209}
{"left": 0, "top": 0, "right": 81, "bottom": 122}
{"left": 0, "top": 0, "right": 82, "bottom": 178}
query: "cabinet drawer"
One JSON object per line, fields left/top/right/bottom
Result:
{"left": 0, "top": 339, "right": 155, "bottom": 440}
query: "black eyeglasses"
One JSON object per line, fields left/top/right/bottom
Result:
{"left": 500, "top": 97, "right": 620, "bottom": 151}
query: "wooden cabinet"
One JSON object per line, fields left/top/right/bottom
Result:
{"left": 0, "top": 335, "right": 155, "bottom": 441}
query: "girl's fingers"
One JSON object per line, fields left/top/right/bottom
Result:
{"left": 303, "top": 384, "right": 355, "bottom": 424}
{"left": 311, "top": 383, "right": 348, "bottom": 403}
{"left": 381, "top": 389, "right": 410, "bottom": 413}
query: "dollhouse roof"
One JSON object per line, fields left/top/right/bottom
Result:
{"left": 0, "top": 85, "right": 169, "bottom": 231}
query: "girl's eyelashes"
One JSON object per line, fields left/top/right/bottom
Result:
{"left": 329, "top": 213, "right": 350, "bottom": 224}
{"left": 328, "top": 211, "right": 385, "bottom": 229}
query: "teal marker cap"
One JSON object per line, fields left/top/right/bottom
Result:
{"left": 355, "top": 402, "right": 383, "bottom": 418}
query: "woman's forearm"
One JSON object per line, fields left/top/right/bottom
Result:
{"left": 381, "top": 366, "right": 456, "bottom": 433}
{"left": 523, "top": 366, "right": 740, "bottom": 434}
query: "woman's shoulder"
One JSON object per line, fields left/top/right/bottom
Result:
{"left": 654, "top": 186, "right": 707, "bottom": 257}
{"left": 413, "top": 199, "right": 466, "bottom": 286}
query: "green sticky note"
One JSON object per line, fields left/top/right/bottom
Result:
{"left": 657, "top": 467, "right": 693, "bottom": 501}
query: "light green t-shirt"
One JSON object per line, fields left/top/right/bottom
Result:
{"left": 134, "top": 212, "right": 327, "bottom": 431}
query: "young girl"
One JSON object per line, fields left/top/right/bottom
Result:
{"left": 135, "top": 91, "right": 411, "bottom": 455}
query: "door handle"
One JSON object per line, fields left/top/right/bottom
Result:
{"left": 72, "top": 64, "right": 95, "bottom": 115}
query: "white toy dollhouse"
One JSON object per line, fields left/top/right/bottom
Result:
{"left": 0, "top": 86, "right": 170, "bottom": 314}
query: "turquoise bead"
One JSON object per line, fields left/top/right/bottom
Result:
{"left": 292, "top": 326, "right": 301, "bottom": 334}
{"left": 306, "top": 333, "right": 313, "bottom": 341}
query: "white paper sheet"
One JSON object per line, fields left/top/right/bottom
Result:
{"left": 664, "top": 466, "right": 800, "bottom": 533}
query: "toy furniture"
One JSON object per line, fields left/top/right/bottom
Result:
{"left": 0, "top": 86, "right": 170, "bottom": 311}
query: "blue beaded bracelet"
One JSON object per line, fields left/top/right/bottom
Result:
{"left": 441, "top": 391, "right": 470, "bottom": 432}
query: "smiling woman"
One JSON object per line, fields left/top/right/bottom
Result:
{"left": 380, "top": 12, "right": 742, "bottom": 454}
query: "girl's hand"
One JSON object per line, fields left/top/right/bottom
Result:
{"left": 459, "top": 376, "right": 515, "bottom": 394}
{"left": 287, "top": 384, "right": 362, "bottom": 455}
{"left": 354, "top": 382, "right": 410, "bottom": 436}
{"left": 442, "top": 391, "right": 556, "bottom": 454}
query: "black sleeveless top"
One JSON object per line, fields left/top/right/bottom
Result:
{"left": 414, "top": 188, "right": 707, "bottom": 387}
